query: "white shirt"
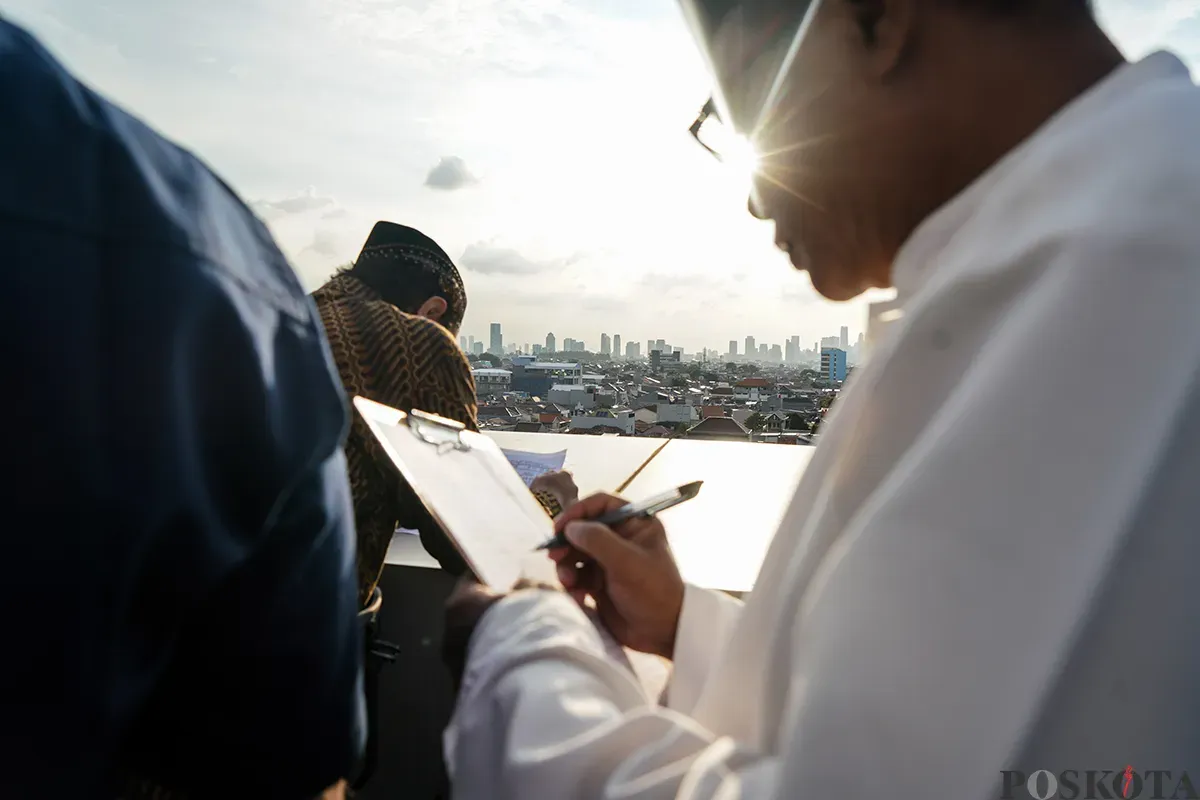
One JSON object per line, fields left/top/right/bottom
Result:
{"left": 445, "top": 53, "right": 1200, "bottom": 800}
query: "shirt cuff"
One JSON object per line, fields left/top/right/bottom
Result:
{"left": 665, "top": 583, "right": 744, "bottom": 713}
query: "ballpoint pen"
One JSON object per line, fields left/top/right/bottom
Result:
{"left": 535, "top": 480, "right": 703, "bottom": 550}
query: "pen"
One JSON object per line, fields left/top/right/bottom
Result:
{"left": 535, "top": 480, "right": 703, "bottom": 550}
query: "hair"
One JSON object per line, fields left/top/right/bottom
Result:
{"left": 346, "top": 223, "right": 467, "bottom": 335}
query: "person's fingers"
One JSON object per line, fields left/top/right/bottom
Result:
{"left": 545, "top": 544, "right": 576, "bottom": 564}
{"left": 554, "top": 493, "right": 628, "bottom": 531}
{"left": 564, "top": 520, "right": 639, "bottom": 571}
{"left": 556, "top": 561, "right": 578, "bottom": 589}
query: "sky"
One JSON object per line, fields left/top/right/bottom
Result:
{"left": 4, "top": 0, "right": 1200, "bottom": 353}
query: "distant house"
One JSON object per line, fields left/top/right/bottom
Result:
{"left": 700, "top": 405, "right": 727, "bottom": 419}
{"left": 568, "top": 407, "right": 636, "bottom": 436}
{"left": 685, "top": 416, "right": 751, "bottom": 441}
{"left": 512, "top": 421, "right": 547, "bottom": 433}
{"left": 568, "top": 424, "right": 628, "bottom": 436}
{"left": 641, "top": 424, "right": 674, "bottom": 438}
{"left": 760, "top": 411, "right": 792, "bottom": 432}
{"left": 477, "top": 406, "right": 521, "bottom": 423}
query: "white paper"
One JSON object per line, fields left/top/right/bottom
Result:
{"left": 502, "top": 449, "right": 567, "bottom": 486}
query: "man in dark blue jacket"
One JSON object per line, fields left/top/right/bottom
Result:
{"left": 0, "top": 20, "right": 364, "bottom": 797}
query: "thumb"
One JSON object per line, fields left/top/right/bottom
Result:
{"left": 564, "top": 521, "right": 639, "bottom": 570}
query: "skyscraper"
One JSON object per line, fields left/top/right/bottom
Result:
{"left": 546, "top": 332, "right": 556, "bottom": 353}
{"left": 459, "top": 335, "right": 467, "bottom": 351}
{"left": 655, "top": 339, "right": 666, "bottom": 354}
{"left": 564, "top": 338, "right": 575, "bottom": 352}
{"left": 472, "top": 341, "right": 484, "bottom": 355}
{"left": 785, "top": 339, "right": 796, "bottom": 364}
{"left": 759, "top": 343, "right": 768, "bottom": 357}
{"left": 647, "top": 340, "right": 654, "bottom": 355}
{"left": 770, "top": 344, "right": 782, "bottom": 362}
{"left": 840, "top": 325, "right": 849, "bottom": 349}
{"left": 600, "top": 333, "right": 611, "bottom": 356}
{"left": 728, "top": 340, "right": 737, "bottom": 356}
{"left": 467, "top": 335, "right": 475, "bottom": 352}
{"left": 489, "top": 323, "right": 503, "bottom": 355}
{"left": 745, "top": 336, "right": 756, "bottom": 357}
{"left": 612, "top": 334, "right": 621, "bottom": 359}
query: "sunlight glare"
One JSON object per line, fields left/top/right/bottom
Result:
{"left": 722, "top": 133, "right": 760, "bottom": 196}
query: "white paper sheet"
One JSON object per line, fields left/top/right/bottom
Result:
{"left": 502, "top": 448, "right": 567, "bottom": 486}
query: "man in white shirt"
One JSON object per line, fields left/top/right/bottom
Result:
{"left": 443, "top": 1, "right": 1200, "bottom": 798}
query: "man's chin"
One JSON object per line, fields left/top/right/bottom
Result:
{"left": 804, "top": 263, "right": 868, "bottom": 303}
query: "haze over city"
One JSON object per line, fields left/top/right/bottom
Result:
{"left": 8, "top": 0, "right": 1198, "bottom": 353}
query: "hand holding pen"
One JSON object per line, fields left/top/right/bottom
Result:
{"left": 543, "top": 487, "right": 696, "bottom": 660}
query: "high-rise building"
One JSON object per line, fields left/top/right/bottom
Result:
{"left": 564, "top": 337, "right": 575, "bottom": 352}
{"left": 785, "top": 339, "right": 796, "bottom": 363}
{"left": 655, "top": 339, "right": 667, "bottom": 354}
{"left": 840, "top": 326, "right": 849, "bottom": 349}
{"left": 770, "top": 344, "right": 782, "bottom": 362}
{"left": 612, "top": 335, "right": 621, "bottom": 359}
{"left": 467, "top": 335, "right": 475, "bottom": 352}
{"left": 821, "top": 347, "right": 848, "bottom": 382}
{"left": 472, "top": 341, "right": 484, "bottom": 355}
{"left": 532, "top": 344, "right": 543, "bottom": 355}
{"left": 459, "top": 335, "right": 467, "bottom": 350}
{"left": 546, "top": 332, "right": 556, "bottom": 352}
{"left": 489, "top": 323, "right": 503, "bottom": 355}
{"left": 626, "top": 341, "right": 640, "bottom": 359}
{"left": 759, "top": 343, "right": 768, "bottom": 357}
{"left": 821, "top": 335, "right": 840, "bottom": 349}
{"left": 576, "top": 341, "right": 587, "bottom": 352}
{"left": 745, "top": 336, "right": 756, "bottom": 357}
{"left": 790, "top": 335, "right": 800, "bottom": 362}
{"left": 601, "top": 333, "right": 611, "bottom": 356}
{"left": 728, "top": 340, "right": 738, "bottom": 356}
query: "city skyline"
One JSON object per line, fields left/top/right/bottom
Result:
{"left": 473, "top": 320, "right": 863, "bottom": 360}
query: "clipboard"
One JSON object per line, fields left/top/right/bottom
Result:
{"left": 354, "top": 397, "right": 555, "bottom": 589}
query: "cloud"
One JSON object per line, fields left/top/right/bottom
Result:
{"left": 252, "top": 186, "right": 337, "bottom": 219}
{"left": 424, "top": 156, "right": 479, "bottom": 191}
{"left": 303, "top": 228, "right": 343, "bottom": 259}
{"left": 458, "top": 241, "right": 581, "bottom": 275}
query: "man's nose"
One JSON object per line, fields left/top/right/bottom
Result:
{"left": 747, "top": 193, "right": 767, "bottom": 220}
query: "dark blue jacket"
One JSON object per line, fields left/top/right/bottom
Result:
{"left": 0, "top": 20, "right": 365, "bottom": 797}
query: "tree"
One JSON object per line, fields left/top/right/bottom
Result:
{"left": 474, "top": 353, "right": 500, "bottom": 368}
{"left": 724, "top": 362, "right": 737, "bottom": 372}
{"left": 745, "top": 412, "right": 767, "bottom": 431}
{"left": 670, "top": 376, "right": 689, "bottom": 388}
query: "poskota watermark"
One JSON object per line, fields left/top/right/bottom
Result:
{"left": 1000, "top": 768, "right": 1197, "bottom": 800}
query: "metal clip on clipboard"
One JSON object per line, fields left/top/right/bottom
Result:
{"left": 406, "top": 409, "right": 471, "bottom": 454}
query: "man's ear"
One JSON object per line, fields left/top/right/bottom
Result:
{"left": 845, "top": 0, "right": 916, "bottom": 76}
{"left": 416, "top": 296, "right": 448, "bottom": 323}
